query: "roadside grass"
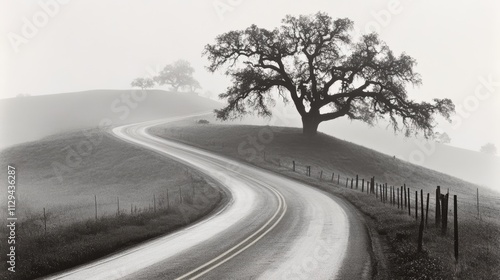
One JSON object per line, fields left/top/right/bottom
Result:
{"left": 150, "top": 122, "right": 500, "bottom": 279}
{"left": 0, "top": 129, "right": 224, "bottom": 280}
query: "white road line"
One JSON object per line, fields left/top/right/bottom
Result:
{"left": 178, "top": 187, "right": 287, "bottom": 280}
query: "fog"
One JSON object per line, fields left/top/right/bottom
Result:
{"left": 1, "top": 1, "right": 499, "bottom": 174}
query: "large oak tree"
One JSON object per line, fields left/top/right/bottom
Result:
{"left": 204, "top": 12, "right": 454, "bottom": 136}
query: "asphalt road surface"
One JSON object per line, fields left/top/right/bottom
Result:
{"left": 45, "top": 116, "right": 372, "bottom": 280}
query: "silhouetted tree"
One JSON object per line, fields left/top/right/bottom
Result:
{"left": 480, "top": 143, "right": 497, "bottom": 155}
{"left": 131, "top": 77, "right": 154, "bottom": 90}
{"left": 155, "top": 60, "right": 200, "bottom": 92}
{"left": 204, "top": 12, "right": 455, "bottom": 136}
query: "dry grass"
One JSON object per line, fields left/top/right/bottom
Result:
{"left": 151, "top": 122, "right": 500, "bottom": 279}
{"left": 0, "top": 129, "right": 224, "bottom": 279}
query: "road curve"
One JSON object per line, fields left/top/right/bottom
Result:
{"left": 44, "top": 116, "right": 372, "bottom": 280}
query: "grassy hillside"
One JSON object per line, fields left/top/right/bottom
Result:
{"left": 235, "top": 108, "right": 500, "bottom": 191}
{"left": 0, "top": 128, "right": 224, "bottom": 279}
{"left": 0, "top": 128, "right": 222, "bottom": 225}
{"left": 0, "top": 89, "right": 221, "bottom": 149}
{"left": 150, "top": 121, "right": 500, "bottom": 279}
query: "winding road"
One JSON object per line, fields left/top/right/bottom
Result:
{"left": 45, "top": 116, "right": 372, "bottom": 280}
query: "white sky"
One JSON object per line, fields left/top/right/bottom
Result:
{"left": 1, "top": 0, "right": 499, "bottom": 151}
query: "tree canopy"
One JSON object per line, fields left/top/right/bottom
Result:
{"left": 204, "top": 12, "right": 455, "bottom": 136}
{"left": 434, "top": 132, "right": 451, "bottom": 144}
{"left": 131, "top": 77, "right": 155, "bottom": 90}
{"left": 480, "top": 143, "right": 497, "bottom": 155}
{"left": 155, "top": 60, "right": 201, "bottom": 92}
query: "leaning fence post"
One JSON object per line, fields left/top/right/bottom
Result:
{"left": 331, "top": 172, "right": 334, "bottom": 182}
{"left": 454, "top": 194, "right": 458, "bottom": 262}
{"left": 320, "top": 170, "right": 323, "bottom": 180}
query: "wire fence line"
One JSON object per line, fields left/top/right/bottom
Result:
{"left": 269, "top": 156, "right": 500, "bottom": 262}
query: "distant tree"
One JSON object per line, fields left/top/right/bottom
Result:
{"left": 480, "top": 143, "right": 497, "bottom": 155}
{"left": 155, "top": 60, "right": 201, "bottom": 92}
{"left": 434, "top": 132, "right": 451, "bottom": 144}
{"left": 204, "top": 12, "right": 455, "bottom": 136}
{"left": 131, "top": 77, "right": 155, "bottom": 90}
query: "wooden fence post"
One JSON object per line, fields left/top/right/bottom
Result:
{"left": 441, "top": 193, "right": 449, "bottom": 235}
{"left": 293, "top": 160, "right": 295, "bottom": 171}
{"left": 404, "top": 185, "right": 407, "bottom": 209}
{"left": 331, "top": 172, "right": 334, "bottom": 182}
{"left": 356, "top": 175, "right": 359, "bottom": 189}
{"left": 421, "top": 190, "right": 424, "bottom": 223}
{"left": 477, "top": 188, "right": 480, "bottom": 220}
{"left": 417, "top": 189, "right": 425, "bottom": 252}
{"left": 117, "top": 197, "right": 120, "bottom": 215}
{"left": 386, "top": 184, "right": 388, "bottom": 203}
{"left": 351, "top": 178, "right": 353, "bottom": 189}
{"left": 408, "top": 187, "right": 411, "bottom": 216}
{"left": 454, "top": 195, "right": 458, "bottom": 262}
{"left": 390, "top": 186, "right": 393, "bottom": 205}
{"left": 371, "top": 177, "right": 375, "bottom": 194}
{"left": 337, "top": 174, "right": 340, "bottom": 184}
{"left": 320, "top": 170, "right": 323, "bottom": 180}
{"left": 394, "top": 186, "right": 396, "bottom": 206}
{"left": 166, "top": 189, "right": 170, "bottom": 210}
{"left": 425, "top": 193, "right": 430, "bottom": 228}
{"left": 153, "top": 194, "right": 156, "bottom": 213}
{"left": 415, "top": 191, "right": 418, "bottom": 221}
{"left": 397, "top": 188, "right": 400, "bottom": 209}
{"left": 436, "top": 186, "right": 441, "bottom": 227}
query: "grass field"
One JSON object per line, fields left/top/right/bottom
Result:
{"left": 0, "top": 128, "right": 225, "bottom": 279}
{"left": 150, "top": 120, "right": 500, "bottom": 279}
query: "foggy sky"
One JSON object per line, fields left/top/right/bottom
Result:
{"left": 1, "top": 0, "right": 499, "bottom": 151}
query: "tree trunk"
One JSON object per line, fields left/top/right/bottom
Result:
{"left": 302, "top": 115, "right": 320, "bottom": 136}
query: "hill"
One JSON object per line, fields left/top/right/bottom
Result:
{"left": 150, "top": 121, "right": 500, "bottom": 279}
{"left": 0, "top": 89, "right": 221, "bottom": 149}
{"left": 225, "top": 108, "right": 500, "bottom": 192}
{"left": 150, "top": 121, "right": 500, "bottom": 221}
